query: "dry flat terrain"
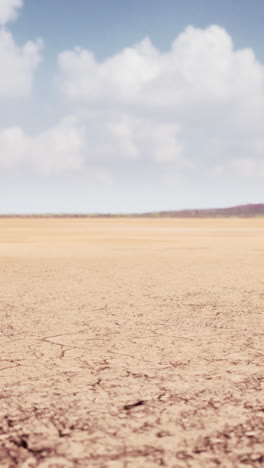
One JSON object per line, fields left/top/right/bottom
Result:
{"left": 0, "top": 218, "right": 263, "bottom": 468}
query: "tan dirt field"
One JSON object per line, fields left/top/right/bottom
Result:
{"left": 0, "top": 218, "right": 263, "bottom": 468}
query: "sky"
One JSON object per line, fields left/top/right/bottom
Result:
{"left": 0, "top": 0, "right": 264, "bottom": 214}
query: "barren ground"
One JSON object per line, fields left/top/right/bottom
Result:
{"left": 0, "top": 218, "right": 263, "bottom": 468}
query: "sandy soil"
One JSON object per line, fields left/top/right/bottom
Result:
{"left": 0, "top": 218, "right": 263, "bottom": 468}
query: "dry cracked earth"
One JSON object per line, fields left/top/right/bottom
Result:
{"left": 0, "top": 218, "right": 263, "bottom": 468}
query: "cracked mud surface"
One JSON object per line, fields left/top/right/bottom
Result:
{"left": 0, "top": 218, "right": 263, "bottom": 467}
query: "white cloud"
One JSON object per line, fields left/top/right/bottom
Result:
{"left": 0, "top": 117, "right": 87, "bottom": 172}
{"left": 230, "top": 157, "right": 264, "bottom": 178}
{"left": 2, "top": 24, "right": 264, "bottom": 177}
{"left": 0, "top": 0, "right": 22, "bottom": 25}
{"left": 32, "top": 117, "right": 87, "bottom": 172}
{"left": 58, "top": 37, "right": 160, "bottom": 103}
{"left": 0, "top": 126, "right": 26, "bottom": 166}
{"left": 0, "top": 115, "right": 185, "bottom": 171}
{"left": 57, "top": 25, "right": 264, "bottom": 172}
{"left": 93, "top": 115, "right": 184, "bottom": 162}
{"left": 0, "top": 29, "right": 42, "bottom": 98}
{"left": 0, "top": 0, "right": 42, "bottom": 99}
{"left": 58, "top": 26, "right": 264, "bottom": 110}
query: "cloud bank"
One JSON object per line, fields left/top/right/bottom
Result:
{"left": 55, "top": 25, "right": 264, "bottom": 176}
{"left": 59, "top": 26, "right": 263, "bottom": 108}
{"left": 0, "top": 117, "right": 86, "bottom": 172}
{"left": 0, "top": 13, "right": 264, "bottom": 180}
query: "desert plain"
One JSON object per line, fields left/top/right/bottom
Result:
{"left": 0, "top": 217, "right": 263, "bottom": 468}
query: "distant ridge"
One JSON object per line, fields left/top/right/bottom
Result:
{"left": 141, "top": 204, "right": 264, "bottom": 218}
{"left": 1, "top": 204, "right": 264, "bottom": 218}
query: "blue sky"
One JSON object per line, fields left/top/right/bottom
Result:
{"left": 0, "top": 0, "right": 264, "bottom": 213}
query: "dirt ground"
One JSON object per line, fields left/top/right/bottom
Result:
{"left": 0, "top": 218, "right": 263, "bottom": 468}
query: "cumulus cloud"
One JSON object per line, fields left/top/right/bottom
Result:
{"left": 0, "top": 0, "right": 22, "bottom": 25}
{"left": 0, "top": 29, "right": 42, "bottom": 98}
{"left": 57, "top": 25, "right": 264, "bottom": 173}
{"left": 0, "top": 117, "right": 87, "bottom": 172}
{"left": 90, "top": 115, "right": 184, "bottom": 163}
{"left": 0, "top": 0, "right": 42, "bottom": 99}
{"left": 58, "top": 26, "right": 264, "bottom": 109}
{"left": 2, "top": 24, "right": 264, "bottom": 177}
{"left": 58, "top": 37, "right": 160, "bottom": 104}
{"left": 0, "top": 115, "right": 185, "bottom": 171}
